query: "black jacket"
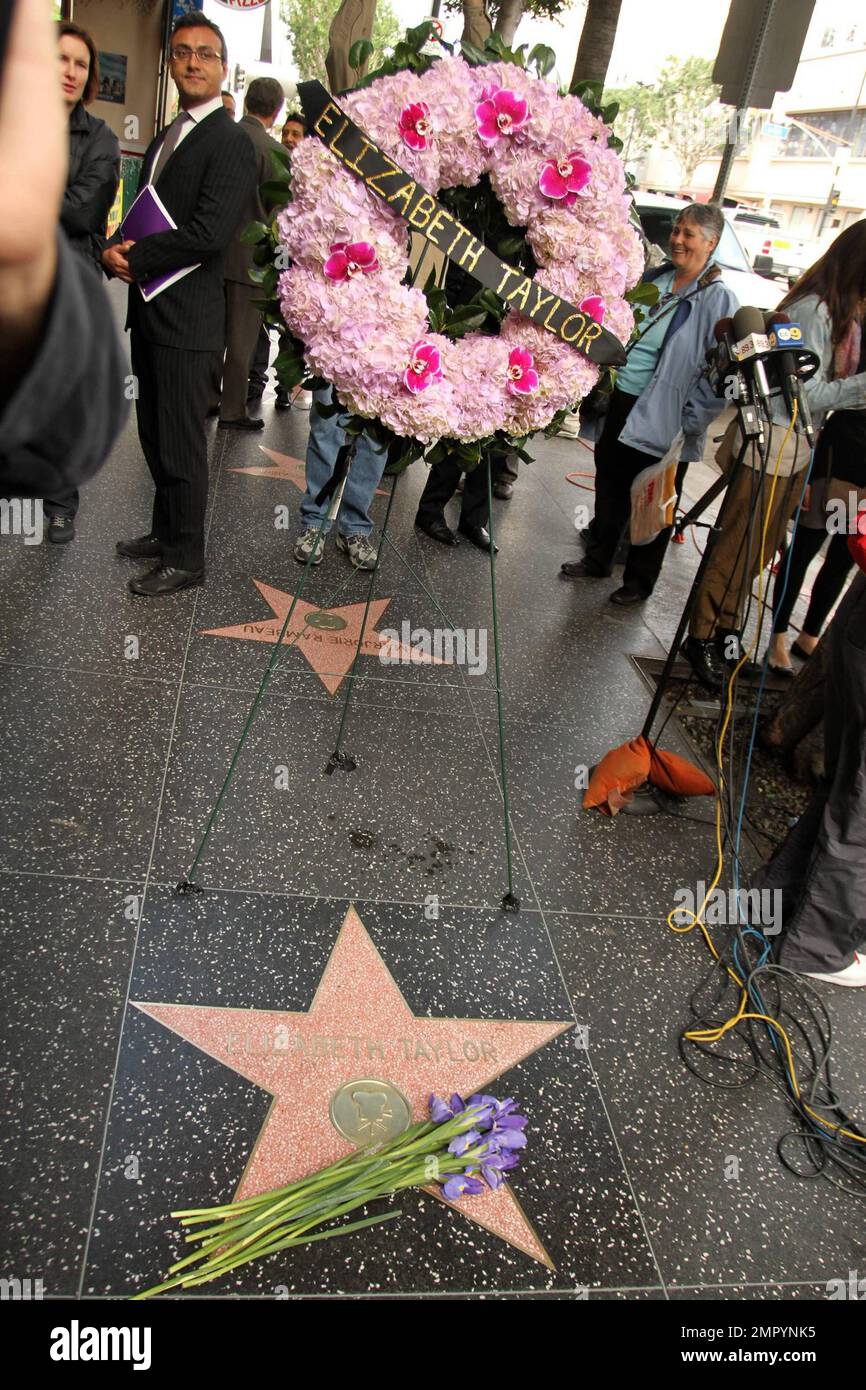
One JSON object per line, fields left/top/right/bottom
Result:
{"left": 0, "top": 234, "right": 129, "bottom": 496}
{"left": 117, "top": 107, "right": 257, "bottom": 351}
{"left": 61, "top": 103, "right": 120, "bottom": 273}
{"left": 224, "top": 114, "right": 283, "bottom": 285}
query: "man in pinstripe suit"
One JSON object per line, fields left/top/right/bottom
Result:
{"left": 102, "top": 14, "right": 256, "bottom": 596}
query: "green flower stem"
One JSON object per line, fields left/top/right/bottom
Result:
{"left": 171, "top": 1153, "right": 437, "bottom": 1271}
{"left": 179, "top": 1156, "right": 446, "bottom": 1281}
{"left": 133, "top": 1210, "right": 403, "bottom": 1299}
{"left": 177, "top": 1208, "right": 403, "bottom": 1290}
{"left": 148, "top": 1108, "right": 492, "bottom": 1296}
{"left": 169, "top": 1116, "right": 449, "bottom": 1225}
{"left": 182, "top": 1138, "right": 483, "bottom": 1267}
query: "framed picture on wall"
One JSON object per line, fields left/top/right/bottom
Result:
{"left": 97, "top": 51, "right": 127, "bottom": 105}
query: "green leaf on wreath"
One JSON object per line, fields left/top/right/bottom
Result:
{"left": 260, "top": 179, "right": 292, "bottom": 212}
{"left": 528, "top": 44, "right": 556, "bottom": 78}
{"left": 349, "top": 38, "right": 374, "bottom": 70}
{"left": 269, "top": 147, "right": 293, "bottom": 178}
{"left": 406, "top": 20, "right": 436, "bottom": 50}
{"left": 626, "top": 281, "right": 661, "bottom": 306}
{"left": 459, "top": 40, "right": 488, "bottom": 66}
{"left": 496, "top": 232, "right": 525, "bottom": 257}
{"left": 570, "top": 78, "right": 603, "bottom": 105}
{"left": 239, "top": 220, "right": 269, "bottom": 246}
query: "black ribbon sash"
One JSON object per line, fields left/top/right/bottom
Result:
{"left": 298, "top": 80, "right": 627, "bottom": 368}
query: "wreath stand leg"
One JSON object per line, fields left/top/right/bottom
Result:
{"left": 323, "top": 470, "right": 399, "bottom": 775}
{"left": 175, "top": 446, "right": 356, "bottom": 896}
{"left": 485, "top": 452, "right": 521, "bottom": 913}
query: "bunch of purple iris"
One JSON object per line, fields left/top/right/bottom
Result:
{"left": 429, "top": 1092, "right": 528, "bottom": 1201}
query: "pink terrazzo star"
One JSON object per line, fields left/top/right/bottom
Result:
{"left": 229, "top": 447, "right": 388, "bottom": 496}
{"left": 133, "top": 906, "right": 571, "bottom": 1267}
{"left": 201, "top": 579, "right": 447, "bottom": 695}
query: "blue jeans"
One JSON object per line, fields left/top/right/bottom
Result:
{"left": 300, "top": 388, "right": 387, "bottom": 537}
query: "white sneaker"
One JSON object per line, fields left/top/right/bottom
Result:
{"left": 293, "top": 527, "right": 325, "bottom": 565}
{"left": 800, "top": 953, "right": 866, "bottom": 988}
{"left": 335, "top": 532, "right": 378, "bottom": 570}
{"left": 558, "top": 410, "right": 581, "bottom": 439}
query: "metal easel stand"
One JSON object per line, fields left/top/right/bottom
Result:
{"left": 175, "top": 443, "right": 356, "bottom": 894}
{"left": 640, "top": 431, "right": 764, "bottom": 745}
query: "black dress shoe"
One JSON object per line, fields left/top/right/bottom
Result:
{"left": 682, "top": 636, "right": 725, "bottom": 693}
{"left": 274, "top": 391, "right": 291, "bottom": 411}
{"left": 559, "top": 558, "right": 607, "bottom": 579}
{"left": 415, "top": 515, "right": 460, "bottom": 546}
{"left": 609, "top": 582, "right": 646, "bottom": 606}
{"left": 46, "top": 515, "right": 76, "bottom": 544}
{"left": 116, "top": 534, "right": 162, "bottom": 559}
{"left": 128, "top": 565, "right": 204, "bottom": 596}
{"left": 218, "top": 416, "right": 264, "bottom": 431}
{"left": 493, "top": 480, "right": 514, "bottom": 500}
{"left": 246, "top": 386, "right": 264, "bottom": 403}
{"left": 458, "top": 521, "right": 498, "bottom": 553}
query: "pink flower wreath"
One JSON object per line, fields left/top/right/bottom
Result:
{"left": 277, "top": 55, "right": 644, "bottom": 447}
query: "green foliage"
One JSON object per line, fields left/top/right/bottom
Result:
{"left": 608, "top": 57, "right": 723, "bottom": 184}
{"left": 280, "top": 0, "right": 402, "bottom": 85}
{"left": 348, "top": 38, "right": 375, "bottom": 71}
{"left": 625, "top": 278, "right": 660, "bottom": 334}
{"left": 443, "top": 0, "right": 573, "bottom": 26}
{"left": 602, "top": 80, "right": 660, "bottom": 164}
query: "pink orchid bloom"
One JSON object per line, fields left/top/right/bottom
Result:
{"left": 404, "top": 340, "right": 443, "bottom": 393}
{"left": 579, "top": 294, "right": 606, "bottom": 323}
{"left": 399, "top": 101, "right": 433, "bottom": 151}
{"left": 475, "top": 88, "right": 531, "bottom": 146}
{"left": 506, "top": 347, "right": 539, "bottom": 397}
{"left": 538, "top": 152, "right": 592, "bottom": 205}
{"left": 323, "top": 241, "right": 379, "bottom": 282}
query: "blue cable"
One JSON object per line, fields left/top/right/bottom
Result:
{"left": 728, "top": 432, "right": 815, "bottom": 1078}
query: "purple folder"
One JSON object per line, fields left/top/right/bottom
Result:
{"left": 119, "top": 184, "right": 200, "bottom": 302}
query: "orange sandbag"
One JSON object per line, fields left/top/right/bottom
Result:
{"left": 583, "top": 737, "right": 651, "bottom": 816}
{"left": 648, "top": 745, "right": 715, "bottom": 797}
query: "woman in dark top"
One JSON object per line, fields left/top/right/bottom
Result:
{"left": 46, "top": 22, "right": 120, "bottom": 541}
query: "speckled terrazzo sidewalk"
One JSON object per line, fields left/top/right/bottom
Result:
{"left": 1, "top": 282, "right": 863, "bottom": 1302}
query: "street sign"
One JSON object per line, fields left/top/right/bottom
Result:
{"left": 714, "top": 0, "right": 815, "bottom": 106}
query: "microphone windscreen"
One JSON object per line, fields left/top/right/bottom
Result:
{"left": 765, "top": 309, "right": 791, "bottom": 329}
{"left": 731, "top": 305, "right": 766, "bottom": 341}
{"left": 713, "top": 316, "right": 733, "bottom": 342}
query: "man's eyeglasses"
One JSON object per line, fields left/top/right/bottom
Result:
{"left": 170, "top": 45, "right": 223, "bottom": 64}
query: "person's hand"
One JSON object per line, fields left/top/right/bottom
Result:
{"left": 0, "top": 0, "right": 68, "bottom": 390}
{"left": 102, "top": 240, "right": 136, "bottom": 283}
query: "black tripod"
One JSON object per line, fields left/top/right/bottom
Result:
{"left": 641, "top": 426, "right": 768, "bottom": 743}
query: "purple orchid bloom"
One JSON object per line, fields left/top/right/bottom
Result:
{"left": 493, "top": 1126, "right": 527, "bottom": 1151}
{"left": 506, "top": 346, "right": 539, "bottom": 397}
{"left": 447, "top": 1127, "right": 482, "bottom": 1157}
{"left": 466, "top": 1093, "right": 498, "bottom": 1127}
{"left": 475, "top": 89, "right": 530, "bottom": 147}
{"left": 538, "top": 152, "right": 592, "bottom": 206}
{"left": 441, "top": 1173, "right": 486, "bottom": 1201}
{"left": 429, "top": 1092, "right": 465, "bottom": 1124}
{"left": 404, "top": 339, "right": 443, "bottom": 394}
{"left": 481, "top": 1149, "right": 521, "bottom": 1190}
{"left": 579, "top": 294, "right": 606, "bottom": 324}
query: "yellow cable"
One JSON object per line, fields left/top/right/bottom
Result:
{"left": 663, "top": 402, "right": 865, "bottom": 1147}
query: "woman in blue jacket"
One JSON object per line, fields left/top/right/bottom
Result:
{"left": 561, "top": 203, "right": 738, "bottom": 604}
{"left": 46, "top": 21, "right": 120, "bottom": 543}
